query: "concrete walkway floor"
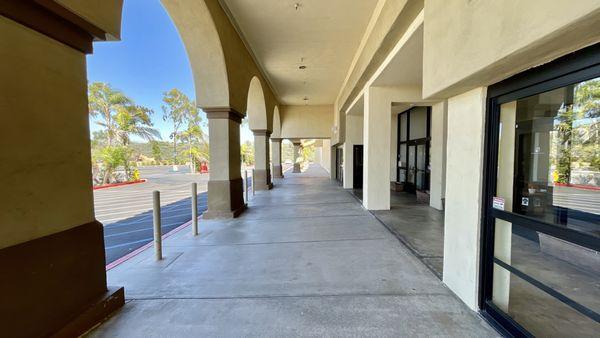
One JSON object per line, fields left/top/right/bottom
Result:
{"left": 88, "top": 164, "right": 498, "bottom": 337}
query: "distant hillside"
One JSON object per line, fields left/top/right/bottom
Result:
{"left": 129, "top": 141, "right": 173, "bottom": 160}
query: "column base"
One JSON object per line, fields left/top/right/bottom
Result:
{"left": 272, "top": 165, "right": 284, "bottom": 178}
{"left": 253, "top": 169, "right": 273, "bottom": 190}
{"left": 203, "top": 178, "right": 246, "bottom": 219}
{"left": 293, "top": 163, "right": 301, "bottom": 173}
{"left": 0, "top": 221, "right": 123, "bottom": 337}
{"left": 202, "top": 203, "right": 247, "bottom": 219}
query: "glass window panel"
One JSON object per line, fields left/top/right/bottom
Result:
{"left": 494, "top": 220, "right": 600, "bottom": 314}
{"left": 399, "top": 169, "right": 406, "bottom": 183}
{"left": 410, "top": 107, "right": 428, "bottom": 139}
{"left": 492, "top": 263, "right": 600, "bottom": 337}
{"left": 495, "top": 77, "right": 600, "bottom": 237}
{"left": 408, "top": 145, "right": 415, "bottom": 183}
{"left": 416, "top": 144, "right": 426, "bottom": 170}
{"left": 399, "top": 144, "right": 407, "bottom": 168}
{"left": 400, "top": 113, "right": 408, "bottom": 141}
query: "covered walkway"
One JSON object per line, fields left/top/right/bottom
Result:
{"left": 89, "top": 164, "right": 497, "bottom": 337}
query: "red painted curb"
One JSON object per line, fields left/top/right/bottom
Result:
{"left": 94, "top": 179, "right": 147, "bottom": 190}
{"left": 105, "top": 218, "right": 194, "bottom": 271}
{"left": 554, "top": 182, "right": 600, "bottom": 191}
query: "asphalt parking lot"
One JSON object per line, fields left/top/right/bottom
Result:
{"left": 94, "top": 166, "right": 214, "bottom": 264}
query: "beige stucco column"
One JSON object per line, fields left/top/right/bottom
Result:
{"left": 203, "top": 108, "right": 246, "bottom": 218}
{"left": 429, "top": 101, "right": 448, "bottom": 210}
{"left": 253, "top": 129, "right": 273, "bottom": 190}
{"left": 291, "top": 139, "right": 302, "bottom": 173}
{"left": 271, "top": 138, "right": 284, "bottom": 178}
{"left": 0, "top": 14, "right": 124, "bottom": 337}
{"left": 363, "top": 87, "right": 391, "bottom": 210}
{"left": 443, "top": 87, "right": 487, "bottom": 310}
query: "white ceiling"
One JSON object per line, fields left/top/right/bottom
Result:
{"left": 222, "top": 0, "right": 379, "bottom": 105}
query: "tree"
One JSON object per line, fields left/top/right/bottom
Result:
{"left": 115, "top": 104, "right": 161, "bottom": 145}
{"left": 99, "top": 146, "right": 132, "bottom": 184}
{"left": 88, "top": 82, "right": 131, "bottom": 146}
{"left": 241, "top": 141, "right": 254, "bottom": 166}
{"left": 88, "top": 82, "right": 160, "bottom": 184}
{"left": 151, "top": 141, "right": 163, "bottom": 162}
{"left": 88, "top": 82, "right": 160, "bottom": 146}
{"left": 162, "top": 89, "right": 197, "bottom": 165}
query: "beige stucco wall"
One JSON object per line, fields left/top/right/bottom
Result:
{"left": 423, "top": 0, "right": 600, "bottom": 99}
{"left": 321, "top": 139, "right": 332, "bottom": 174}
{"left": 443, "top": 87, "right": 487, "bottom": 310}
{"left": 57, "top": 0, "right": 124, "bottom": 40}
{"left": 0, "top": 18, "right": 95, "bottom": 249}
{"left": 280, "top": 105, "right": 334, "bottom": 139}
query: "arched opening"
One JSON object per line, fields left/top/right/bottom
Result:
{"left": 246, "top": 76, "right": 268, "bottom": 131}
{"left": 245, "top": 76, "right": 272, "bottom": 190}
{"left": 87, "top": 0, "right": 222, "bottom": 265}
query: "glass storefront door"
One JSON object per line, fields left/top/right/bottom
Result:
{"left": 481, "top": 45, "right": 600, "bottom": 336}
{"left": 396, "top": 107, "right": 431, "bottom": 193}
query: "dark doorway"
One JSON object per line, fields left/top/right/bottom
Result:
{"left": 335, "top": 147, "right": 343, "bottom": 185}
{"left": 353, "top": 145, "right": 363, "bottom": 189}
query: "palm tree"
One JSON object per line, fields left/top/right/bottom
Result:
{"left": 88, "top": 82, "right": 160, "bottom": 146}
{"left": 88, "top": 82, "right": 130, "bottom": 146}
{"left": 115, "top": 104, "right": 161, "bottom": 145}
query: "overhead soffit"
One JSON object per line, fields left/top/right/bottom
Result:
{"left": 371, "top": 24, "right": 423, "bottom": 87}
{"left": 222, "top": 0, "right": 378, "bottom": 106}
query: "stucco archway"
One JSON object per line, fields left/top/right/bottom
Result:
{"left": 247, "top": 76, "right": 273, "bottom": 190}
{"left": 162, "top": 0, "right": 229, "bottom": 109}
{"left": 246, "top": 76, "right": 268, "bottom": 131}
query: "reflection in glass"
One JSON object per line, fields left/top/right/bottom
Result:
{"left": 408, "top": 145, "right": 415, "bottom": 184}
{"left": 416, "top": 144, "right": 426, "bottom": 190}
{"left": 496, "top": 77, "right": 600, "bottom": 237}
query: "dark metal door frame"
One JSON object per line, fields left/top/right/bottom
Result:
{"left": 480, "top": 43, "right": 600, "bottom": 337}
{"left": 396, "top": 107, "right": 432, "bottom": 193}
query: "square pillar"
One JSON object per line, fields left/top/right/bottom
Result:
{"left": 253, "top": 129, "right": 273, "bottom": 190}
{"left": 203, "top": 108, "right": 246, "bottom": 218}
{"left": 291, "top": 139, "right": 302, "bottom": 173}
{"left": 363, "top": 87, "right": 391, "bottom": 210}
{"left": 343, "top": 114, "right": 363, "bottom": 189}
{"left": 271, "top": 138, "right": 284, "bottom": 178}
{"left": 443, "top": 87, "right": 487, "bottom": 310}
{"left": 429, "top": 100, "right": 448, "bottom": 210}
{"left": 0, "top": 15, "right": 123, "bottom": 337}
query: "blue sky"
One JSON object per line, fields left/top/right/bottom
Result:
{"left": 87, "top": 0, "right": 253, "bottom": 143}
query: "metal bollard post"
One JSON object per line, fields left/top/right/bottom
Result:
{"left": 153, "top": 190, "right": 162, "bottom": 260}
{"left": 244, "top": 170, "right": 249, "bottom": 202}
{"left": 191, "top": 183, "right": 198, "bottom": 236}
{"left": 252, "top": 169, "right": 255, "bottom": 196}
